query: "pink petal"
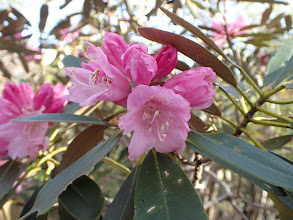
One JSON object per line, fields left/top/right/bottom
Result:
{"left": 2, "top": 82, "right": 34, "bottom": 111}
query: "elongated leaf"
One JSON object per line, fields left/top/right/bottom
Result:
{"left": 261, "top": 5, "right": 273, "bottom": 25}
{"left": 202, "top": 103, "right": 222, "bottom": 116}
{"left": 187, "top": 132, "right": 293, "bottom": 195}
{"left": 262, "top": 135, "right": 293, "bottom": 150}
{"left": 19, "top": 188, "right": 47, "bottom": 220}
{"left": 104, "top": 166, "right": 140, "bottom": 220}
{"left": 175, "top": 60, "right": 190, "bottom": 71}
{"left": 0, "top": 160, "right": 23, "bottom": 200}
{"left": 264, "top": 38, "right": 293, "bottom": 87}
{"left": 20, "top": 132, "right": 121, "bottom": 219}
{"left": 39, "top": 4, "right": 48, "bottom": 33}
{"left": 138, "top": 27, "right": 236, "bottom": 86}
{"left": 58, "top": 175, "right": 104, "bottom": 220}
{"left": 134, "top": 151, "right": 208, "bottom": 220}
{"left": 62, "top": 55, "right": 85, "bottom": 68}
{"left": 160, "top": 7, "right": 226, "bottom": 58}
{"left": 269, "top": 194, "right": 293, "bottom": 219}
{"left": 12, "top": 113, "right": 113, "bottom": 126}
{"left": 188, "top": 114, "right": 208, "bottom": 133}
{"left": 56, "top": 124, "right": 107, "bottom": 174}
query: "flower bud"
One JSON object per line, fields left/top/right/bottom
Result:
{"left": 164, "top": 67, "right": 216, "bottom": 109}
{"left": 153, "top": 45, "right": 178, "bottom": 80}
{"left": 122, "top": 44, "right": 157, "bottom": 86}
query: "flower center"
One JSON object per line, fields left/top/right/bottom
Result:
{"left": 71, "top": 69, "right": 112, "bottom": 90}
{"left": 89, "top": 70, "right": 112, "bottom": 87}
{"left": 142, "top": 104, "right": 171, "bottom": 142}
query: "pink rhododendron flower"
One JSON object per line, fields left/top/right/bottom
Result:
{"left": 164, "top": 67, "right": 216, "bottom": 110}
{"left": 118, "top": 85, "right": 190, "bottom": 160}
{"left": 66, "top": 45, "right": 131, "bottom": 106}
{"left": 212, "top": 15, "right": 248, "bottom": 39}
{"left": 0, "top": 82, "right": 68, "bottom": 160}
{"left": 102, "top": 33, "right": 129, "bottom": 72}
{"left": 153, "top": 45, "right": 178, "bottom": 80}
{"left": 122, "top": 44, "right": 157, "bottom": 86}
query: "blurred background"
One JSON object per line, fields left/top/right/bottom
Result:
{"left": 0, "top": 0, "right": 292, "bottom": 219}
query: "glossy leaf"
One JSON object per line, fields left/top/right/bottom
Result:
{"left": 62, "top": 55, "right": 85, "bottom": 68}
{"left": 104, "top": 166, "right": 140, "bottom": 220}
{"left": 202, "top": 103, "right": 222, "bottom": 116}
{"left": 12, "top": 113, "right": 113, "bottom": 126}
{"left": 58, "top": 175, "right": 104, "bottom": 220}
{"left": 188, "top": 114, "right": 209, "bottom": 133}
{"left": 19, "top": 132, "right": 121, "bottom": 219}
{"left": 0, "top": 160, "right": 23, "bottom": 200}
{"left": 187, "top": 132, "right": 293, "bottom": 195}
{"left": 134, "top": 151, "right": 208, "bottom": 220}
{"left": 264, "top": 38, "right": 293, "bottom": 87}
{"left": 262, "top": 135, "right": 293, "bottom": 150}
{"left": 160, "top": 7, "right": 226, "bottom": 58}
{"left": 19, "top": 188, "right": 47, "bottom": 220}
{"left": 138, "top": 27, "right": 237, "bottom": 86}
{"left": 175, "top": 60, "right": 190, "bottom": 71}
{"left": 56, "top": 124, "right": 107, "bottom": 174}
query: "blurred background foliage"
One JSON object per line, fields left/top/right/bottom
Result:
{"left": 0, "top": 0, "right": 292, "bottom": 219}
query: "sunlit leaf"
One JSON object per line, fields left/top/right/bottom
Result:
{"left": 11, "top": 113, "right": 113, "bottom": 126}
{"left": 19, "top": 132, "right": 121, "bottom": 219}
{"left": 138, "top": 27, "right": 237, "bottom": 86}
{"left": 202, "top": 103, "right": 222, "bottom": 116}
{"left": 134, "top": 151, "right": 208, "bottom": 220}
{"left": 262, "top": 135, "right": 293, "bottom": 150}
{"left": 62, "top": 55, "right": 85, "bottom": 68}
{"left": 264, "top": 38, "right": 293, "bottom": 87}
{"left": 160, "top": 7, "right": 226, "bottom": 58}
{"left": 187, "top": 132, "right": 293, "bottom": 195}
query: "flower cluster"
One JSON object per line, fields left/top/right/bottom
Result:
{"left": 66, "top": 33, "right": 217, "bottom": 160}
{"left": 0, "top": 82, "right": 68, "bottom": 160}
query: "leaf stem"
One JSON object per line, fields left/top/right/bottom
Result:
{"left": 219, "top": 115, "right": 238, "bottom": 129}
{"left": 239, "top": 128, "right": 266, "bottom": 150}
{"left": 102, "top": 156, "right": 131, "bottom": 174}
{"left": 266, "top": 98, "right": 293, "bottom": 104}
{"left": 256, "top": 106, "right": 293, "bottom": 123}
{"left": 218, "top": 86, "right": 246, "bottom": 115}
{"left": 249, "top": 118, "right": 292, "bottom": 128}
{"left": 234, "top": 86, "right": 254, "bottom": 106}
{"left": 263, "top": 85, "right": 285, "bottom": 99}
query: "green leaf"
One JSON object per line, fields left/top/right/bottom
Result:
{"left": 138, "top": 27, "right": 237, "bottom": 86}
{"left": 262, "top": 135, "right": 293, "bottom": 150}
{"left": 187, "top": 132, "right": 293, "bottom": 195}
{"left": 19, "top": 131, "right": 121, "bottom": 219}
{"left": 58, "top": 175, "right": 104, "bottom": 220}
{"left": 264, "top": 38, "right": 293, "bottom": 87}
{"left": 104, "top": 166, "right": 140, "bottom": 220}
{"left": 19, "top": 188, "right": 48, "bottom": 220}
{"left": 62, "top": 55, "right": 85, "bottom": 68}
{"left": 11, "top": 113, "right": 113, "bottom": 126}
{"left": 134, "top": 151, "right": 208, "bottom": 220}
{"left": 0, "top": 160, "right": 23, "bottom": 200}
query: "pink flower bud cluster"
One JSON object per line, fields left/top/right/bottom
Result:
{"left": 0, "top": 82, "right": 68, "bottom": 160}
{"left": 66, "top": 33, "right": 217, "bottom": 160}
